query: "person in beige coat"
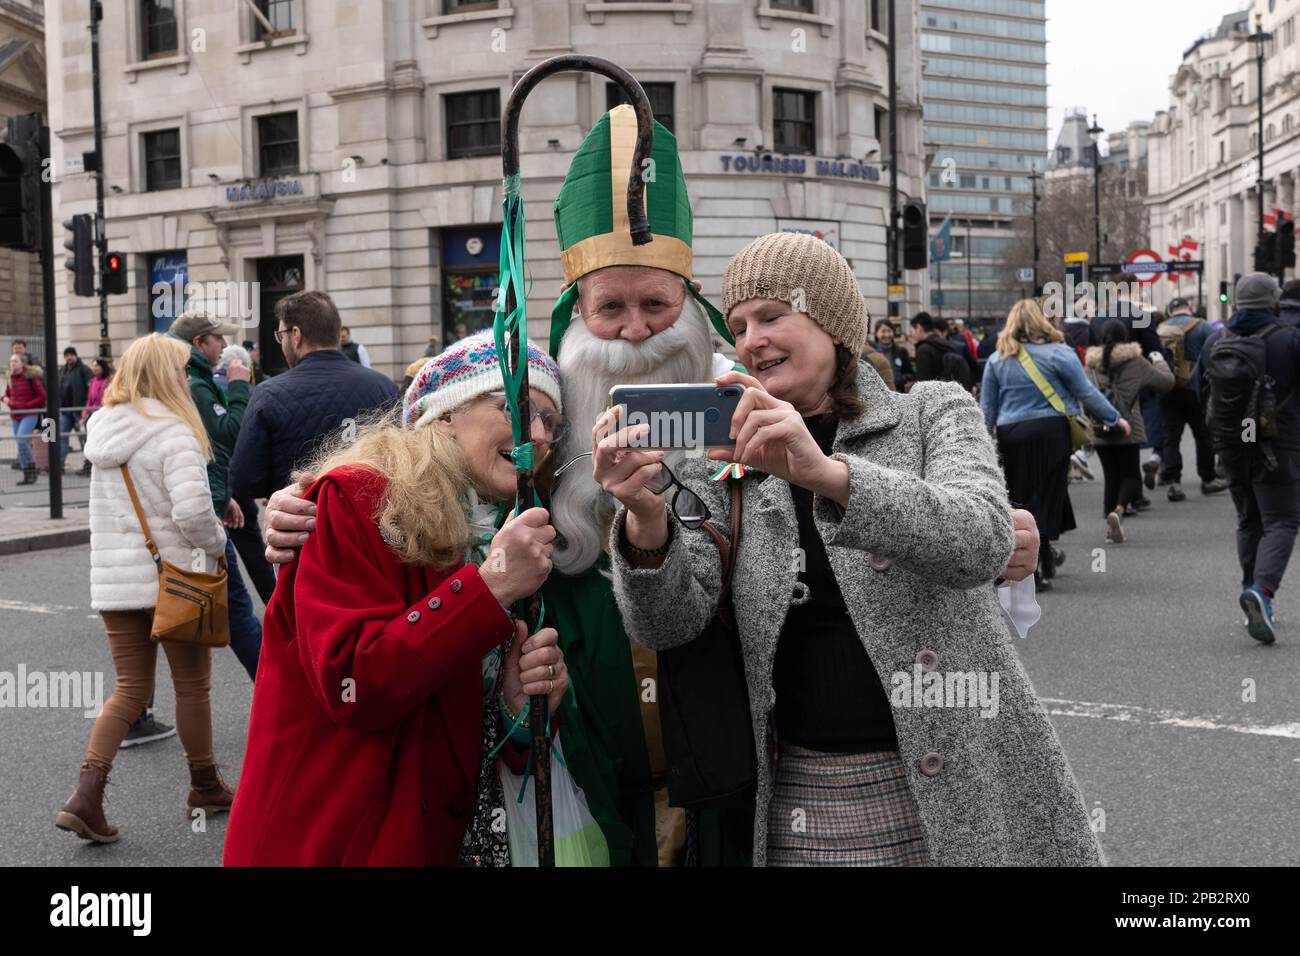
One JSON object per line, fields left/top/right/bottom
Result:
{"left": 1085, "top": 319, "right": 1175, "bottom": 543}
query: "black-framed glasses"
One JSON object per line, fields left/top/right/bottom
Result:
{"left": 273, "top": 326, "right": 297, "bottom": 344}
{"left": 485, "top": 392, "right": 570, "bottom": 443}
{"left": 554, "top": 453, "right": 710, "bottom": 530}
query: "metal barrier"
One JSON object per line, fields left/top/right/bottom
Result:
{"left": 0, "top": 405, "right": 95, "bottom": 500}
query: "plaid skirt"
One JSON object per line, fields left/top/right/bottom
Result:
{"left": 765, "top": 744, "right": 929, "bottom": 867}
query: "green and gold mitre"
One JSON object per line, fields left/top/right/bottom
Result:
{"left": 549, "top": 104, "right": 731, "bottom": 357}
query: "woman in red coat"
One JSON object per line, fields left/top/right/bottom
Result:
{"left": 4, "top": 352, "right": 46, "bottom": 485}
{"left": 224, "top": 333, "right": 570, "bottom": 866}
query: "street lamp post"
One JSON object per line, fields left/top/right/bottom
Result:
{"left": 1088, "top": 114, "right": 1104, "bottom": 263}
{"left": 966, "top": 218, "right": 973, "bottom": 323}
{"left": 1029, "top": 165, "right": 1042, "bottom": 296}
{"left": 1249, "top": 14, "right": 1273, "bottom": 251}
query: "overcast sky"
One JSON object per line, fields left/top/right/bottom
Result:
{"left": 1047, "top": 0, "right": 1253, "bottom": 146}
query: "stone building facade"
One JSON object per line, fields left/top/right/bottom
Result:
{"left": 46, "top": 1, "right": 927, "bottom": 379}
{"left": 1146, "top": 1, "right": 1300, "bottom": 316}
{"left": 0, "top": 0, "right": 44, "bottom": 351}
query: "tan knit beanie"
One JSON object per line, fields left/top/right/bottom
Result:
{"left": 722, "top": 232, "right": 868, "bottom": 353}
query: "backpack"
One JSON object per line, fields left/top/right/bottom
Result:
{"left": 1203, "top": 324, "right": 1282, "bottom": 451}
{"left": 924, "top": 340, "right": 973, "bottom": 388}
{"left": 1157, "top": 317, "right": 1201, "bottom": 387}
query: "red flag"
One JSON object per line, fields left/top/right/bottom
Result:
{"left": 1181, "top": 236, "right": 1199, "bottom": 252}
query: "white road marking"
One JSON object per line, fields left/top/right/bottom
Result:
{"left": 0, "top": 599, "right": 85, "bottom": 616}
{"left": 1042, "top": 697, "right": 1300, "bottom": 741}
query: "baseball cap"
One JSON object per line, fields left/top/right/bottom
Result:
{"left": 169, "top": 312, "right": 242, "bottom": 341}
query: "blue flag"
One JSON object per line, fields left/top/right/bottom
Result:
{"left": 930, "top": 214, "right": 953, "bottom": 262}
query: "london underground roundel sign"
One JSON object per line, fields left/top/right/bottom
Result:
{"left": 1124, "top": 249, "right": 1166, "bottom": 284}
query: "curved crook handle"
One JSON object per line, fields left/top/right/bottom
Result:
{"left": 501, "top": 54, "right": 654, "bottom": 246}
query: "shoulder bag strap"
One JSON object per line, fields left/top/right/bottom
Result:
{"left": 1016, "top": 347, "right": 1068, "bottom": 416}
{"left": 119, "top": 464, "right": 162, "bottom": 572}
{"left": 698, "top": 478, "right": 744, "bottom": 605}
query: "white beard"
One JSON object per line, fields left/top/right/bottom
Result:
{"left": 550, "top": 292, "right": 716, "bottom": 576}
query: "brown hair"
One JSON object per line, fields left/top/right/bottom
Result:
{"left": 829, "top": 345, "right": 864, "bottom": 420}
{"left": 275, "top": 290, "right": 342, "bottom": 349}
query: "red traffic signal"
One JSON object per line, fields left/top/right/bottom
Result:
{"left": 102, "top": 250, "right": 128, "bottom": 295}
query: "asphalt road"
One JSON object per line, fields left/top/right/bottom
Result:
{"left": 0, "top": 434, "right": 1296, "bottom": 866}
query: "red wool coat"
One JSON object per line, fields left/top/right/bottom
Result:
{"left": 223, "top": 465, "right": 515, "bottom": 866}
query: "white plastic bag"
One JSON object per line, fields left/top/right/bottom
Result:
{"left": 998, "top": 575, "right": 1041, "bottom": 639}
{"left": 498, "top": 734, "right": 610, "bottom": 867}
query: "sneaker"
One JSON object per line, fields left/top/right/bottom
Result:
{"left": 1142, "top": 457, "right": 1160, "bottom": 490}
{"left": 119, "top": 713, "right": 176, "bottom": 749}
{"left": 1071, "top": 451, "right": 1094, "bottom": 480}
{"left": 1051, "top": 545, "right": 1066, "bottom": 567}
{"left": 1239, "top": 588, "right": 1277, "bottom": 645}
{"left": 1106, "top": 509, "right": 1125, "bottom": 544}
{"left": 1123, "top": 503, "right": 1139, "bottom": 517}
{"left": 1201, "top": 478, "right": 1229, "bottom": 495}
{"left": 1167, "top": 483, "right": 1186, "bottom": 502}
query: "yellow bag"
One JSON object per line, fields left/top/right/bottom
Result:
{"left": 120, "top": 465, "right": 230, "bottom": 646}
{"left": 1016, "top": 349, "right": 1092, "bottom": 451}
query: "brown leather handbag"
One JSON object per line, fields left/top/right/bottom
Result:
{"left": 119, "top": 464, "right": 230, "bottom": 646}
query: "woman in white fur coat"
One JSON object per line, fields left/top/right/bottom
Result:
{"left": 54, "top": 334, "right": 233, "bottom": 845}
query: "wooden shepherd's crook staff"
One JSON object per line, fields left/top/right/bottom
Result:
{"left": 500, "top": 56, "right": 654, "bottom": 866}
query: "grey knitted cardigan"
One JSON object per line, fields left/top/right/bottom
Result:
{"left": 609, "top": 370, "right": 1104, "bottom": 866}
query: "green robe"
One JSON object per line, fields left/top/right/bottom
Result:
{"left": 542, "top": 557, "right": 752, "bottom": 867}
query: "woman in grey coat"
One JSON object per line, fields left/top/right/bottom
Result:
{"left": 595, "top": 232, "right": 1103, "bottom": 866}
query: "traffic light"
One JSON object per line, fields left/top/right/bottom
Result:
{"left": 63, "top": 213, "right": 94, "bottom": 297}
{"left": 1279, "top": 219, "right": 1296, "bottom": 273}
{"left": 1219, "top": 280, "right": 1229, "bottom": 304}
{"left": 0, "top": 114, "right": 42, "bottom": 252}
{"left": 901, "top": 200, "right": 927, "bottom": 270}
{"left": 102, "top": 250, "right": 127, "bottom": 295}
{"left": 1254, "top": 239, "right": 1272, "bottom": 274}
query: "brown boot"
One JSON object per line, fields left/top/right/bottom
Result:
{"left": 54, "top": 765, "right": 119, "bottom": 843}
{"left": 187, "top": 763, "right": 234, "bottom": 816}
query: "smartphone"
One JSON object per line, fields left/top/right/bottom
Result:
{"left": 608, "top": 383, "right": 743, "bottom": 449}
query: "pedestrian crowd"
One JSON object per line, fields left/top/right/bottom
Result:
{"left": 38, "top": 106, "right": 1291, "bottom": 869}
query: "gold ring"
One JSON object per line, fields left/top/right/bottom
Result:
{"left": 548, "top": 664, "right": 555, "bottom": 679}
{"left": 548, "top": 679, "right": 554, "bottom": 694}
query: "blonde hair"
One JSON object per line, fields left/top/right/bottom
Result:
{"left": 103, "top": 334, "right": 212, "bottom": 460}
{"left": 997, "top": 298, "right": 1064, "bottom": 358}
{"left": 293, "top": 407, "right": 472, "bottom": 569}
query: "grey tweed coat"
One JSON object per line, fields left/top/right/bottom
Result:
{"left": 609, "top": 368, "right": 1104, "bottom": 866}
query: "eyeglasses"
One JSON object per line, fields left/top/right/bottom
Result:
{"left": 273, "top": 326, "right": 296, "bottom": 344}
{"left": 485, "top": 393, "right": 570, "bottom": 444}
{"left": 554, "top": 453, "right": 710, "bottom": 530}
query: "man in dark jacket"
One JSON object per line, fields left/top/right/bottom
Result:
{"left": 1195, "top": 273, "right": 1300, "bottom": 645}
{"left": 170, "top": 312, "right": 262, "bottom": 679}
{"left": 1278, "top": 279, "right": 1300, "bottom": 327}
{"left": 1157, "top": 297, "right": 1224, "bottom": 500}
{"left": 58, "top": 346, "right": 93, "bottom": 470}
{"left": 911, "top": 312, "right": 973, "bottom": 388}
{"left": 229, "top": 291, "right": 398, "bottom": 502}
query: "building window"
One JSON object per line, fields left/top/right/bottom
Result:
{"left": 607, "top": 83, "right": 673, "bottom": 131}
{"left": 606, "top": 82, "right": 675, "bottom": 133}
{"left": 143, "top": 128, "right": 182, "bottom": 191}
{"left": 869, "top": 0, "right": 885, "bottom": 33}
{"left": 446, "top": 91, "right": 501, "bottom": 160}
{"left": 254, "top": 0, "right": 295, "bottom": 38}
{"left": 148, "top": 252, "right": 187, "bottom": 334}
{"left": 444, "top": 0, "right": 498, "bottom": 10}
{"left": 771, "top": 0, "right": 814, "bottom": 11}
{"left": 874, "top": 105, "right": 889, "bottom": 157}
{"left": 257, "top": 112, "right": 299, "bottom": 177}
{"left": 773, "top": 88, "right": 816, "bottom": 155}
{"left": 440, "top": 226, "right": 503, "bottom": 344}
{"left": 142, "top": 0, "right": 178, "bottom": 58}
